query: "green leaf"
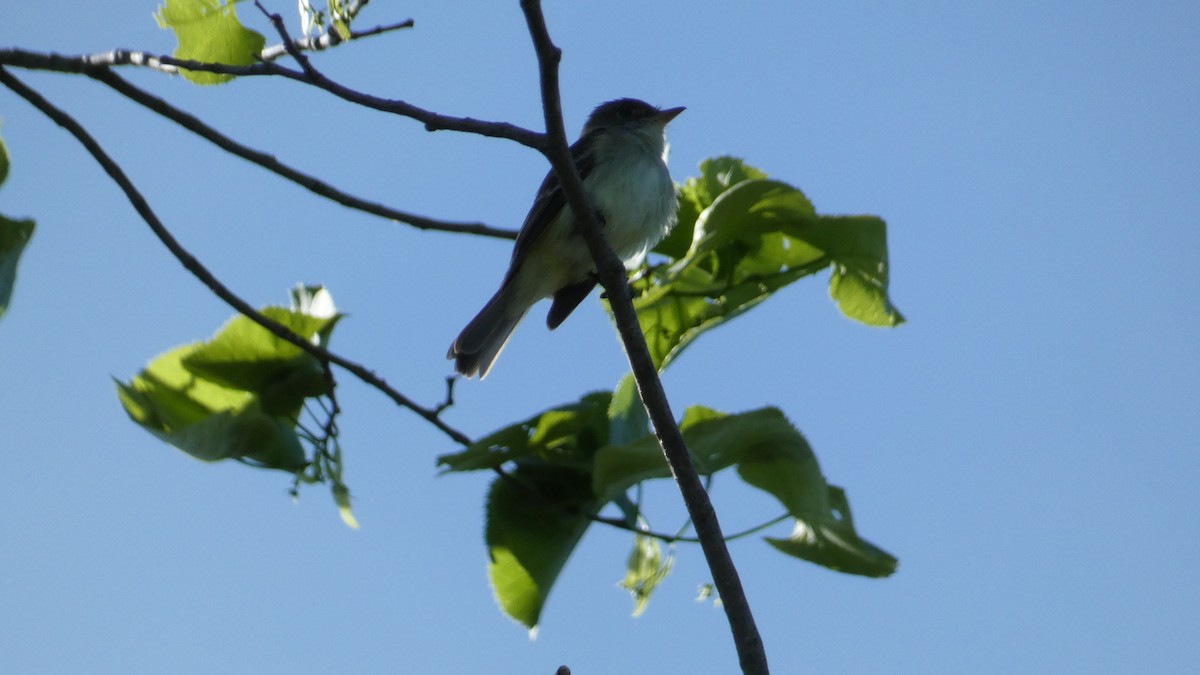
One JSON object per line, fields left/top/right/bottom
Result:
{"left": 654, "top": 157, "right": 768, "bottom": 259}
{"left": 181, "top": 307, "right": 335, "bottom": 410}
{"left": 766, "top": 486, "right": 898, "bottom": 578}
{"left": 328, "top": 0, "right": 353, "bottom": 40}
{"left": 1, "top": 130, "right": 36, "bottom": 322}
{"left": 437, "top": 392, "right": 611, "bottom": 473}
{"left": 628, "top": 180, "right": 826, "bottom": 369}
{"left": 607, "top": 374, "right": 650, "bottom": 447}
{"left": 155, "top": 0, "right": 266, "bottom": 85}
{"left": 820, "top": 216, "right": 905, "bottom": 326}
{"left": 115, "top": 343, "right": 306, "bottom": 469}
{"left": 117, "top": 293, "right": 342, "bottom": 471}
{"left": 594, "top": 406, "right": 793, "bottom": 499}
{"left": 0, "top": 217, "right": 35, "bottom": 321}
{"left": 630, "top": 157, "right": 904, "bottom": 370}
{"left": 620, "top": 533, "right": 674, "bottom": 617}
{"left": 485, "top": 465, "right": 599, "bottom": 630}
{"left": 593, "top": 406, "right": 897, "bottom": 577}
{"left": 591, "top": 405, "right": 720, "bottom": 501}
{"left": 333, "top": 483, "right": 359, "bottom": 529}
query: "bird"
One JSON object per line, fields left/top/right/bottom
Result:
{"left": 448, "top": 98, "right": 684, "bottom": 379}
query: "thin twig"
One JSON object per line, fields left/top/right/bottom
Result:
{"left": 319, "top": 361, "right": 342, "bottom": 443}
{"left": 0, "top": 65, "right": 473, "bottom": 448}
{"left": 259, "top": 0, "right": 417, "bottom": 62}
{"left": 85, "top": 68, "right": 515, "bottom": 240}
{"left": 434, "top": 376, "right": 457, "bottom": 414}
{"left": 589, "top": 513, "right": 792, "bottom": 545}
{"left": 518, "top": 2, "right": 769, "bottom": 673}
{"left": 259, "top": 18, "right": 415, "bottom": 62}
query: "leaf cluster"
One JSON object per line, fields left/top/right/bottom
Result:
{"left": 636, "top": 157, "right": 904, "bottom": 370}
{"left": 439, "top": 382, "right": 897, "bottom": 629}
{"left": 114, "top": 285, "right": 358, "bottom": 525}
{"left": 435, "top": 158, "right": 902, "bottom": 628}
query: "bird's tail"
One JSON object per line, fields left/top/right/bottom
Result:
{"left": 448, "top": 282, "right": 530, "bottom": 379}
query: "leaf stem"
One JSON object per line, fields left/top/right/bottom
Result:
{"left": 591, "top": 512, "right": 791, "bottom": 545}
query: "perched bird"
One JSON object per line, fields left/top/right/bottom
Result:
{"left": 448, "top": 98, "right": 684, "bottom": 378}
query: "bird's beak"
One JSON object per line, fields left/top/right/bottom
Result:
{"left": 655, "top": 106, "right": 686, "bottom": 124}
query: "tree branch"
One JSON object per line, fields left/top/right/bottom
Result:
{"left": 259, "top": 19, "right": 415, "bottom": 62}
{"left": 518, "top": 2, "right": 769, "bottom": 673}
{"left": 0, "top": 48, "right": 545, "bottom": 148}
{"left": 259, "top": 0, "right": 414, "bottom": 63}
{"left": 84, "top": 67, "right": 515, "bottom": 240}
{"left": 0, "top": 65, "right": 473, "bottom": 448}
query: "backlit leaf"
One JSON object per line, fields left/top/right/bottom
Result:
{"left": 438, "top": 392, "right": 611, "bottom": 473}
{"left": 155, "top": 0, "right": 266, "bottom": 85}
{"left": 620, "top": 533, "right": 674, "bottom": 617}
{"left": 486, "top": 464, "right": 598, "bottom": 630}
{"left": 607, "top": 374, "right": 650, "bottom": 447}
{"left": 0, "top": 131, "right": 36, "bottom": 322}
{"left": 116, "top": 292, "right": 341, "bottom": 471}
{"left": 115, "top": 343, "right": 305, "bottom": 468}
{"left": 593, "top": 406, "right": 897, "bottom": 577}
{"left": 628, "top": 157, "right": 903, "bottom": 369}
{"left": 0, "top": 217, "right": 34, "bottom": 322}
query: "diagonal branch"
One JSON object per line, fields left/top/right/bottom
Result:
{"left": 86, "top": 67, "right": 516, "bottom": 240}
{"left": 0, "top": 65, "right": 472, "bottom": 448}
{"left": 518, "top": 2, "right": 769, "bottom": 673}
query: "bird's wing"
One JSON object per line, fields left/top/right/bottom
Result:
{"left": 504, "top": 132, "right": 599, "bottom": 281}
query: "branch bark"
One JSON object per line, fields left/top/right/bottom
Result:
{"left": 518, "top": 2, "right": 770, "bottom": 674}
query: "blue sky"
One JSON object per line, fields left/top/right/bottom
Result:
{"left": 2, "top": 1, "right": 1198, "bottom": 673}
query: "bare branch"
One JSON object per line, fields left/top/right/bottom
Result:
{"left": 518, "top": 2, "right": 769, "bottom": 673}
{"left": 0, "top": 65, "right": 473, "bottom": 448}
{"left": 85, "top": 68, "right": 515, "bottom": 240}
{"left": 258, "top": 23, "right": 411, "bottom": 62}
{"left": 259, "top": 12, "right": 415, "bottom": 62}
{"left": 0, "top": 48, "right": 545, "bottom": 148}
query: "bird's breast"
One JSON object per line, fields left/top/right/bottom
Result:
{"left": 585, "top": 148, "right": 677, "bottom": 261}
